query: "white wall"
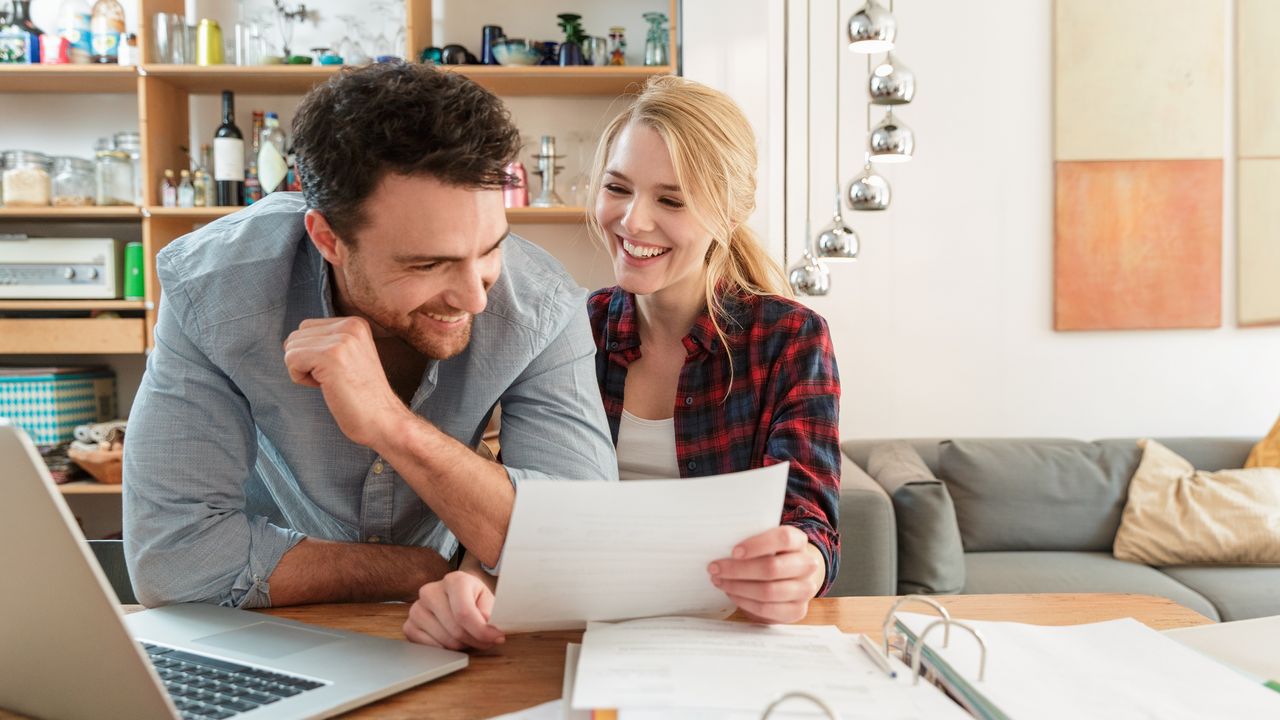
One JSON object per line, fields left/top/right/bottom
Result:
{"left": 687, "top": 0, "right": 1280, "bottom": 440}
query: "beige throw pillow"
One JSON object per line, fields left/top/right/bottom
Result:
{"left": 1113, "top": 439, "right": 1280, "bottom": 565}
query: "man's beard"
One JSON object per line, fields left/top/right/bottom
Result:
{"left": 342, "top": 261, "right": 475, "bottom": 361}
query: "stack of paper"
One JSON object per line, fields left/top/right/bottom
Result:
{"left": 567, "top": 617, "right": 969, "bottom": 719}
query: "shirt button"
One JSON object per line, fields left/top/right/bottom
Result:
{"left": 372, "top": 461, "right": 385, "bottom": 474}
{"left": 687, "top": 461, "right": 697, "bottom": 471}
{"left": 609, "top": 341, "right": 619, "bottom": 350}
{"left": 684, "top": 396, "right": 694, "bottom": 405}
{"left": 367, "top": 535, "right": 381, "bottom": 544}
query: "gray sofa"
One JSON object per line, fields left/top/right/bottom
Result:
{"left": 828, "top": 437, "right": 1280, "bottom": 622}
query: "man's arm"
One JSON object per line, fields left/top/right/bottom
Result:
{"left": 267, "top": 538, "right": 451, "bottom": 605}
{"left": 282, "top": 296, "right": 616, "bottom": 569}
{"left": 126, "top": 269, "right": 453, "bottom": 608}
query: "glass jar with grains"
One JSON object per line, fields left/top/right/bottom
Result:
{"left": 52, "top": 156, "right": 97, "bottom": 206}
{"left": 2, "top": 150, "right": 53, "bottom": 207}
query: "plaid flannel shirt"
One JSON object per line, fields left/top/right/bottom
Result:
{"left": 588, "top": 287, "right": 842, "bottom": 595}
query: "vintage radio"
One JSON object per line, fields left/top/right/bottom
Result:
{"left": 0, "top": 236, "right": 125, "bottom": 300}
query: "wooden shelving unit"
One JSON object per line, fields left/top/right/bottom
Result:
{"left": 0, "top": 64, "right": 137, "bottom": 93}
{"left": 0, "top": 318, "right": 146, "bottom": 354}
{"left": 0, "top": 206, "right": 142, "bottom": 219}
{"left": 0, "top": 300, "right": 146, "bottom": 311}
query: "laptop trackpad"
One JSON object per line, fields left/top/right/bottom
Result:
{"left": 194, "top": 622, "right": 343, "bottom": 659}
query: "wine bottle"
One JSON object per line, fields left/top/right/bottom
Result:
{"left": 213, "top": 90, "right": 245, "bottom": 207}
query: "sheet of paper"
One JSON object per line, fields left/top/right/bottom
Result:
{"left": 484, "top": 699, "right": 562, "bottom": 720}
{"left": 897, "top": 612, "right": 1280, "bottom": 719}
{"left": 571, "top": 616, "right": 969, "bottom": 719}
{"left": 1165, "top": 614, "right": 1280, "bottom": 685}
{"left": 489, "top": 464, "right": 788, "bottom": 632}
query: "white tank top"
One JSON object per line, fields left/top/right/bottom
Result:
{"left": 616, "top": 409, "right": 681, "bottom": 481}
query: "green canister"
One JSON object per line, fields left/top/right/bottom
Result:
{"left": 123, "top": 241, "right": 144, "bottom": 300}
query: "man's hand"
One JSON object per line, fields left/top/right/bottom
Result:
{"left": 708, "top": 526, "right": 825, "bottom": 625}
{"left": 403, "top": 570, "right": 505, "bottom": 651}
{"left": 283, "top": 317, "right": 410, "bottom": 449}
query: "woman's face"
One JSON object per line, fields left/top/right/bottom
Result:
{"left": 594, "top": 122, "right": 715, "bottom": 300}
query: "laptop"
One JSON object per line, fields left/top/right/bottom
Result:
{"left": 0, "top": 420, "right": 468, "bottom": 720}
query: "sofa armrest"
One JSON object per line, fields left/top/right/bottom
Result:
{"left": 827, "top": 454, "right": 897, "bottom": 596}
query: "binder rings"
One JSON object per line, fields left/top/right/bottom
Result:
{"left": 884, "top": 596, "right": 1280, "bottom": 720}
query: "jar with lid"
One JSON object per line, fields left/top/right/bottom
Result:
{"left": 2, "top": 150, "right": 52, "bottom": 207}
{"left": 95, "top": 149, "right": 132, "bottom": 205}
{"left": 51, "top": 156, "right": 96, "bottom": 206}
{"left": 113, "top": 130, "right": 142, "bottom": 205}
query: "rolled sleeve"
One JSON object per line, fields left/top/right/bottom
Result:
{"left": 765, "top": 313, "right": 842, "bottom": 596}
{"left": 123, "top": 262, "right": 303, "bottom": 609}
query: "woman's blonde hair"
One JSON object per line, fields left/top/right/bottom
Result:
{"left": 586, "top": 75, "right": 791, "bottom": 356}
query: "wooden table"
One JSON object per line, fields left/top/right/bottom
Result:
{"left": 256, "top": 592, "right": 1211, "bottom": 719}
{"left": 0, "top": 593, "right": 1210, "bottom": 719}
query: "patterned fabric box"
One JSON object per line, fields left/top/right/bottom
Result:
{"left": 0, "top": 366, "right": 117, "bottom": 445}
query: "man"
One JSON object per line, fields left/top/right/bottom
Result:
{"left": 124, "top": 62, "right": 617, "bottom": 609}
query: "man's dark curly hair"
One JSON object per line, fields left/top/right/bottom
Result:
{"left": 291, "top": 62, "right": 521, "bottom": 242}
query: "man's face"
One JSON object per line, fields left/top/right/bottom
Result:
{"left": 329, "top": 173, "right": 507, "bottom": 360}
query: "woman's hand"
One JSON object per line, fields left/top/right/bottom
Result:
{"left": 708, "top": 526, "right": 825, "bottom": 624}
{"left": 403, "top": 569, "right": 505, "bottom": 650}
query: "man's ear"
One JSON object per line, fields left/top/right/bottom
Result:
{"left": 305, "top": 209, "right": 348, "bottom": 267}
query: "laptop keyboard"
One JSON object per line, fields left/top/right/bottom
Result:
{"left": 143, "top": 642, "right": 326, "bottom": 719}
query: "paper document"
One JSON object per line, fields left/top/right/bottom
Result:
{"left": 897, "top": 611, "right": 1280, "bottom": 719}
{"left": 1165, "top": 615, "right": 1280, "bottom": 689}
{"left": 489, "top": 464, "right": 788, "bottom": 632}
{"left": 571, "top": 616, "right": 969, "bottom": 719}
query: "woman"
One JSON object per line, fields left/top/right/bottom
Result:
{"left": 404, "top": 77, "right": 841, "bottom": 651}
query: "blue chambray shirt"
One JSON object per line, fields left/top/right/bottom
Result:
{"left": 123, "top": 193, "right": 617, "bottom": 609}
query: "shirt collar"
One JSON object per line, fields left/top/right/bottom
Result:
{"left": 606, "top": 286, "right": 753, "bottom": 357}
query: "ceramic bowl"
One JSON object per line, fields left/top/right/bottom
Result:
{"left": 492, "top": 39, "right": 542, "bottom": 66}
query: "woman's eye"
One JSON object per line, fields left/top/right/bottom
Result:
{"left": 660, "top": 197, "right": 685, "bottom": 209}
{"left": 604, "top": 184, "right": 630, "bottom": 195}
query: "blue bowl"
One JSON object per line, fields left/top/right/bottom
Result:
{"left": 492, "top": 39, "right": 542, "bottom": 66}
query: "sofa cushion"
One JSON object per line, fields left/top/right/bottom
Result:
{"left": 1113, "top": 439, "right": 1280, "bottom": 565}
{"left": 1159, "top": 565, "right": 1280, "bottom": 621}
{"left": 867, "top": 442, "right": 964, "bottom": 595}
{"left": 1246, "top": 415, "right": 1280, "bottom": 468}
{"left": 938, "top": 440, "right": 1136, "bottom": 552}
{"left": 963, "top": 551, "right": 1219, "bottom": 620}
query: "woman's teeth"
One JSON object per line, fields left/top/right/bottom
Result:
{"left": 622, "top": 238, "right": 671, "bottom": 259}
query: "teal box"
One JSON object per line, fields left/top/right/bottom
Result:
{"left": 0, "top": 367, "right": 117, "bottom": 446}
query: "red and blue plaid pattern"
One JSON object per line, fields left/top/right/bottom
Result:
{"left": 589, "top": 287, "right": 842, "bottom": 595}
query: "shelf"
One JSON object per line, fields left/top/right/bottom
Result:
{"left": 140, "top": 64, "right": 341, "bottom": 94}
{"left": 145, "top": 206, "right": 238, "bottom": 219}
{"left": 137, "top": 63, "right": 672, "bottom": 96}
{"left": 444, "top": 65, "right": 672, "bottom": 96}
{"left": 0, "top": 64, "right": 138, "bottom": 93}
{"left": 0, "top": 300, "right": 146, "bottom": 311}
{"left": 0, "top": 206, "right": 141, "bottom": 219}
{"left": 0, "top": 317, "right": 146, "bottom": 354}
{"left": 58, "top": 481, "right": 123, "bottom": 495}
{"left": 507, "top": 207, "right": 587, "bottom": 224}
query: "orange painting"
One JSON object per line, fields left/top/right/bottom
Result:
{"left": 1054, "top": 159, "right": 1222, "bottom": 330}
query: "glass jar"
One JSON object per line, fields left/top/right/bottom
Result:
{"left": 113, "top": 130, "right": 142, "bottom": 205}
{"left": 95, "top": 149, "right": 132, "bottom": 206}
{"left": 2, "top": 150, "right": 52, "bottom": 206}
{"left": 51, "top": 156, "right": 96, "bottom": 206}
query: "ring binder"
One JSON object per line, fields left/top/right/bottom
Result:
{"left": 911, "top": 619, "right": 988, "bottom": 685}
{"left": 759, "top": 691, "right": 840, "bottom": 720}
{"left": 881, "top": 594, "right": 952, "bottom": 655}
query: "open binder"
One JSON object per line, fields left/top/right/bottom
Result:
{"left": 882, "top": 596, "right": 1280, "bottom": 720}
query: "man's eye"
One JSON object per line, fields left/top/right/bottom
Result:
{"left": 414, "top": 264, "right": 440, "bottom": 272}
